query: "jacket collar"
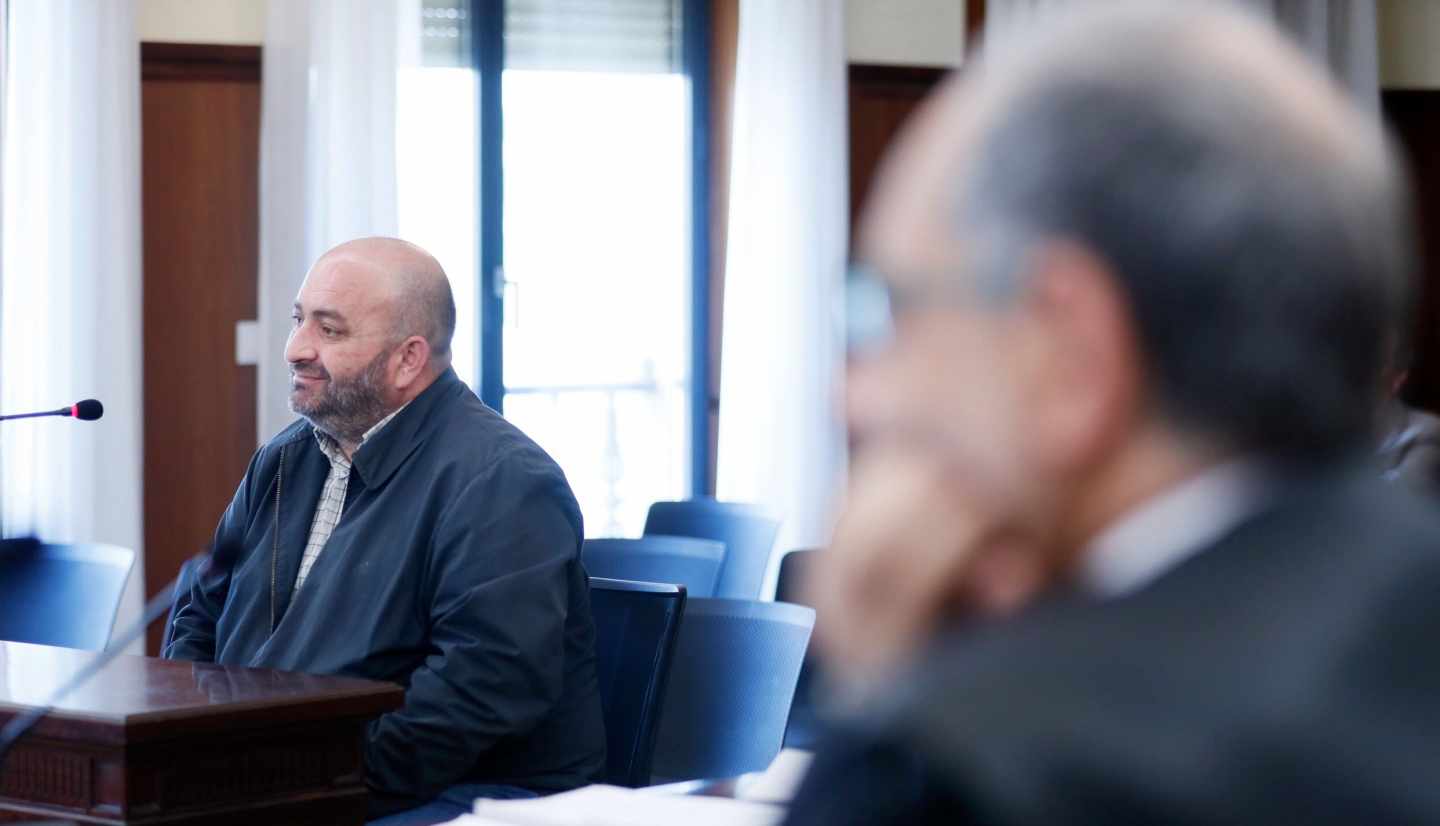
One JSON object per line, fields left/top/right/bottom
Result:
{"left": 347, "top": 367, "right": 462, "bottom": 489}
{"left": 1076, "top": 457, "right": 1273, "bottom": 599}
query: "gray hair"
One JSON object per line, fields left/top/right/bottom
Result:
{"left": 958, "top": 2, "right": 1415, "bottom": 459}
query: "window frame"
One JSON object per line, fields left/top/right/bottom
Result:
{"left": 470, "top": 0, "right": 713, "bottom": 498}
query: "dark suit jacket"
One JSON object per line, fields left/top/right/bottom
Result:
{"left": 787, "top": 469, "right": 1440, "bottom": 824}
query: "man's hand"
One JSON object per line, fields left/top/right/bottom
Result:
{"left": 805, "top": 443, "right": 1044, "bottom": 692}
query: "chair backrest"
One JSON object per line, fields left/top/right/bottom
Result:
{"left": 589, "top": 577, "right": 688, "bottom": 787}
{"left": 774, "top": 549, "right": 823, "bottom": 750}
{"left": 160, "top": 556, "right": 203, "bottom": 655}
{"left": 774, "top": 548, "right": 813, "bottom": 606}
{"left": 650, "top": 597, "right": 815, "bottom": 783}
{"left": 0, "top": 539, "right": 135, "bottom": 650}
{"left": 643, "top": 499, "right": 780, "bottom": 600}
{"left": 583, "top": 536, "right": 725, "bottom": 598}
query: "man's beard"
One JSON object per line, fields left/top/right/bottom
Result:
{"left": 289, "top": 347, "right": 395, "bottom": 445}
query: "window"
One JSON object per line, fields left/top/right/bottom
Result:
{"left": 398, "top": 1, "right": 481, "bottom": 391}
{"left": 398, "top": 0, "right": 710, "bottom": 536}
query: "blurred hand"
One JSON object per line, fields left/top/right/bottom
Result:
{"left": 805, "top": 442, "right": 1045, "bottom": 693}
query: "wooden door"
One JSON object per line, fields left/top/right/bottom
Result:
{"left": 140, "top": 44, "right": 261, "bottom": 654}
{"left": 847, "top": 64, "right": 946, "bottom": 244}
{"left": 1384, "top": 91, "right": 1440, "bottom": 412}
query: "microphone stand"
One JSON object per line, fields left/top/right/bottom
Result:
{"left": 0, "top": 410, "right": 67, "bottom": 422}
{"left": 0, "top": 550, "right": 222, "bottom": 769}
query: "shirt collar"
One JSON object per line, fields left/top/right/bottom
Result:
{"left": 1077, "top": 457, "right": 1271, "bottom": 598}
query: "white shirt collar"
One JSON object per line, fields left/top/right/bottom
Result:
{"left": 1077, "top": 458, "right": 1271, "bottom": 598}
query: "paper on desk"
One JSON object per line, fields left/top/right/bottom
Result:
{"left": 467, "top": 784, "right": 786, "bottom": 826}
{"left": 733, "top": 748, "right": 814, "bottom": 804}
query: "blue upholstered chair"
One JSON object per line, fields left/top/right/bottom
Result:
{"left": 0, "top": 539, "right": 135, "bottom": 651}
{"left": 583, "top": 536, "right": 725, "bottom": 598}
{"left": 649, "top": 597, "right": 815, "bottom": 783}
{"left": 589, "top": 577, "right": 688, "bottom": 787}
{"left": 774, "top": 548, "right": 825, "bottom": 750}
{"left": 643, "top": 499, "right": 780, "bottom": 600}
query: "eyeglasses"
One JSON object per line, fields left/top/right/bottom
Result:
{"left": 843, "top": 263, "right": 984, "bottom": 355}
{"left": 845, "top": 228, "right": 1042, "bottom": 358}
{"left": 843, "top": 264, "right": 896, "bottom": 356}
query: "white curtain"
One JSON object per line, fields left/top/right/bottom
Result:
{"left": 1, "top": 0, "right": 145, "bottom": 642}
{"left": 986, "top": 0, "right": 1378, "bottom": 112}
{"left": 257, "top": 0, "right": 414, "bottom": 441}
{"left": 717, "top": 0, "right": 848, "bottom": 578}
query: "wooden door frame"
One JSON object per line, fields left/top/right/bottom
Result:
{"left": 140, "top": 42, "right": 261, "bottom": 655}
{"left": 142, "top": 43, "right": 260, "bottom": 83}
{"left": 967, "top": 0, "right": 987, "bottom": 47}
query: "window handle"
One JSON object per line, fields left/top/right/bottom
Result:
{"left": 495, "top": 266, "right": 520, "bottom": 327}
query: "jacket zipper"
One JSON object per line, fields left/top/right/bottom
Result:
{"left": 271, "top": 444, "right": 285, "bottom": 632}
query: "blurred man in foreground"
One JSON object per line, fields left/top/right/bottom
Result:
{"left": 790, "top": 3, "right": 1440, "bottom": 822}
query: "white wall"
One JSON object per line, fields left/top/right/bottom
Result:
{"left": 846, "top": 0, "right": 965, "bottom": 67}
{"left": 138, "top": 0, "right": 264, "bottom": 45}
{"left": 1379, "top": 0, "right": 1440, "bottom": 90}
{"left": 841, "top": 0, "right": 1440, "bottom": 87}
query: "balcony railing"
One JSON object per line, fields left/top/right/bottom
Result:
{"left": 504, "top": 378, "right": 681, "bottom": 535}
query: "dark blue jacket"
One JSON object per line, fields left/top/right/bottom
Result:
{"left": 166, "top": 368, "right": 606, "bottom": 812}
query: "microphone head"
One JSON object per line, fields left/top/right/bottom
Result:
{"left": 71, "top": 399, "right": 103, "bottom": 421}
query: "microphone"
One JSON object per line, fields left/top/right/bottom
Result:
{"left": 0, "top": 541, "right": 240, "bottom": 769}
{"left": 0, "top": 399, "right": 104, "bottom": 422}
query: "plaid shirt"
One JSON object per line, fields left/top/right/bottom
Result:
{"left": 294, "top": 404, "right": 408, "bottom": 591}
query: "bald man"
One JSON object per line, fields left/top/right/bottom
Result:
{"left": 167, "top": 238, "right": 604, "bottom": 823}
{"left": 786, "top": 3, "right": 1440, "bottom": 824}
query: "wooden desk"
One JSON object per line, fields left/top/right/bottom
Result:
{"left": 0, "top": 642, "right": 402, "bottom": 825}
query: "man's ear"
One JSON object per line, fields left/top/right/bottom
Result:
{"left": 393, "top": 335, "right": 432, "bottom": 391}
{"left": 1020, "top": 242, "right": 1143, "bottom": 475}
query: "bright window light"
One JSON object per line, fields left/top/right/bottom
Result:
{"left": 394, "top": 64, "right": 693, "bottom": 537}
{"left": 501, "top": 70, "right": 692, "bottom": 537}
